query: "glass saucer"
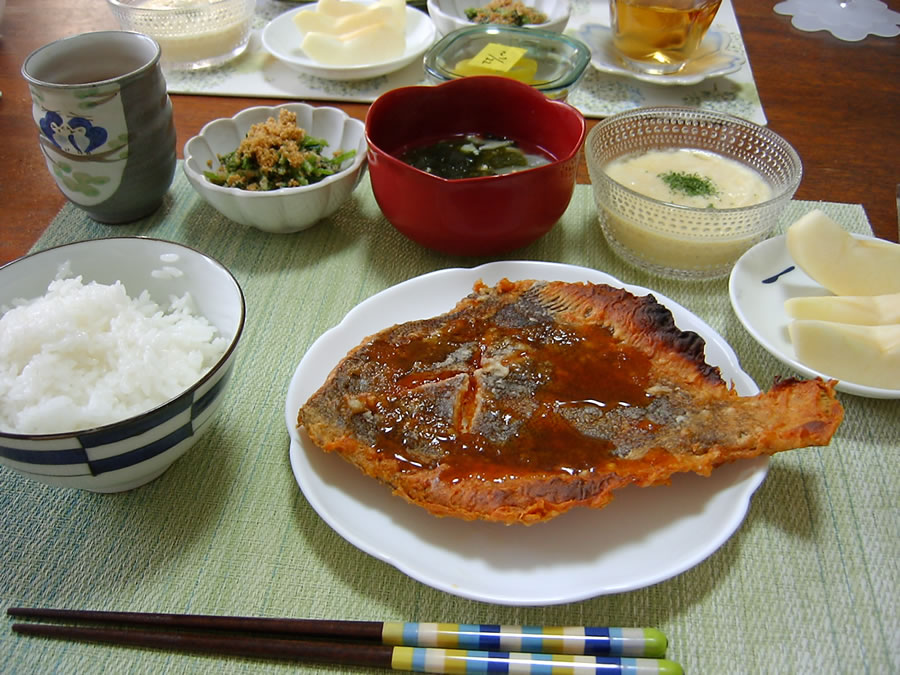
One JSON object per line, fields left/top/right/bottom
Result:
{"left": 572, "top": 23, "right": 745, "bottom": 86}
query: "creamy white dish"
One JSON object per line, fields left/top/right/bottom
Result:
{"left": 605, "top": 148, "right": 772, "bottom": 209}
{"left": 131, "top": 0, "right": 251, "bottom": 66}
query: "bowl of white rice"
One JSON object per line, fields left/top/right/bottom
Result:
{"left": 0, "top": 237, "right": 245, "bottom": 492}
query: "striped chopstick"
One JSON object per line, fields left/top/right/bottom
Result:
{"left": 7, "top": 608, "right": 682, "bottom": 674}
{"left": 7, "top": 608, "right": 667, "bottom": 657}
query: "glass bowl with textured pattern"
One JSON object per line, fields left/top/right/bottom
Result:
{"left": 586, "top": 106, "right": 802, "bottom": 281}
{"left": 106, "top": 0, "right": 256, "bottom": 70}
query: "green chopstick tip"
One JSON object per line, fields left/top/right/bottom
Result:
{"left": 642, "top": 627, "right": 668, "bottom": 658}
{"left": 656, "top": 658, "right": 684, "bottom": 675}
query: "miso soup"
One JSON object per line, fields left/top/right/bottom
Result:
{"left": 397, "top": 134, "right": 553, "bottom": 180}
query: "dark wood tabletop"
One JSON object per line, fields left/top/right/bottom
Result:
{"left": 1, "top": 0, "right": 898, "bottom": 265}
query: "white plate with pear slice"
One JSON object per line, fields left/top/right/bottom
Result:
{"left": 728, "top": 234, "right": 900, "bottom": 399}
{"left": 262, "top": 4, "right": 437, "bottom": 81}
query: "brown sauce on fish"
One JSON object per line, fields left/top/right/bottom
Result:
{"left": 298, "top": 279, "right": 843, "bottom": 524}
{"left": 362, "top": 319, "right": 653, "bottom": 481}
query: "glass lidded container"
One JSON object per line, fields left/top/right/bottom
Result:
{"left": 424, "top": 24, "right": 591, "bottom": 101}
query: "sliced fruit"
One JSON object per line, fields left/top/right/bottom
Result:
{"left": 785, "top": 209, "right": 900, "bottom": 295}
{"left": 789, "top": 319, "right": 900, "bottom": 390}
{"left": 784, "top": 292, "right": 900, "bottom": 326}
{"left": 301, "top": 23, "right": 405, "bottom": 66}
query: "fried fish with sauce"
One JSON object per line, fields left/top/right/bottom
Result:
{"left": 298, "top": 279, "right": 843, "bottom": 524}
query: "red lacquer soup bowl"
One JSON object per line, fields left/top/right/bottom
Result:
{"left": 365, "top": 76, "right": 586, "bottom": 256}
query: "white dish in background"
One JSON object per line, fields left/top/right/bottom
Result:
{"left": 729, "top": 234, "right": 900, "bottom": 399}
{"left": 261, "top": 5, "right": 437, "bottom": 81}
{"left": 573, "top": 24, "right": 745, "bottom": 86}
{"left": 426, "top": 0, "right": 570, "bottom": 36}
{"left": 285, "top": 261, "right": 768, "bottom": 606}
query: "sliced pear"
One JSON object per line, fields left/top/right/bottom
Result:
{"left": 301, "top": 23, "right": 405, "bottom": 66}
{"left": 315, "top": 0, "right": 369, "bottom": 17}
{"left": 789, "top": 320, "right": 900, "bottom": 390}
{"left": 785, "top": 292, "right": 900, "bottom": 326}
{"left": 785, "top": 210, "right": 900, "bottom": 296}
{"left": 295, "top": 0, "right": 405, "bottom": 35}
{"left": 295, "top": 4, "right": 395, "bottom": 36}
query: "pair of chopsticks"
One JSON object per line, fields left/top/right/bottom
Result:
{"left": 8, "top": 607, "right": 683, "bottom": 674}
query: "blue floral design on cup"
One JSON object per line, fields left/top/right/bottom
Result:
{"left": 39, "top": 112, "right": 109, "bottom": 155}
{"left": 23, "top": 31, "right": 176, "bottom": 223}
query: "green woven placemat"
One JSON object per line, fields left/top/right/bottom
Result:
{"left": 1, "top": 168, "right": 896, "bottom": 674}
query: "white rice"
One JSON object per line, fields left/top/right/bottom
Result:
{"left": 0, "top": 274, "right": 228, "bottom": 435}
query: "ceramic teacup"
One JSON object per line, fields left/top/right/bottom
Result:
{"left": 22, "top": 31, "right": 176, "bottom": 224}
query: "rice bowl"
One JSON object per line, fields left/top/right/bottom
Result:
{"left": 1, "top": 272, "right": 228, "bottom": 435}
{"left": 0, "top": 238, "right": 245, "bottom": 492}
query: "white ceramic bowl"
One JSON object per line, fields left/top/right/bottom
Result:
{"left": 0, "top": 237, "right": 245, "bottom": 492}
{"left": 106, "top": 0, "right": 256, "bottom": 70}
{"left": 183, "top": 103, "right": 367, "bottom": 234}
{"left": 426, "top": 0, "right": 570, "bottom": 36}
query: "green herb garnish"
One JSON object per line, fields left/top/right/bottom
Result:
{"left": 658, "top": 171, "right": 718, "bottom": 198}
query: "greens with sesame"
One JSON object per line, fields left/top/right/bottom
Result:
{"left": 464, "top": 0, "right": 548, "bottom": 26}
{"left": 203, "top": 109, "right": 356, "bottom": 191}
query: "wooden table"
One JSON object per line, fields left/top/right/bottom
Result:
{"left": 1, "top": 1, "right": 898, "bottom": 266}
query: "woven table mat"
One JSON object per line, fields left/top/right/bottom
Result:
{"left": 164, "top": 0, "right": 766, "bottom": 124}
{"left": 1, "top": 167, "right": 896, "bottom": 674}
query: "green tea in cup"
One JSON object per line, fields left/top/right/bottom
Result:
{"left": 610, "top": 0, "right": 722, "bottom": 75}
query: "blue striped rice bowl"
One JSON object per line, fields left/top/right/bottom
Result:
{"left": 0, "top": 237, "right": 245, "bottom": 492}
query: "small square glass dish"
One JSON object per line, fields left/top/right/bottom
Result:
{"left": 423, "top": 24, "right": 590, "bottom": 101}
{"left": 106, "top": 0, "right": 256, "bottom": 71}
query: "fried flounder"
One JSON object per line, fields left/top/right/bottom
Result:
{"left": 298, "top": 279, "right": 843, "bottom": 524}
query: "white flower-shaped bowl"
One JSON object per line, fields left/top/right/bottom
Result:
{"left": 426, "top": 0, "right": 570, "bottom": 36}
{"left": 183, "top": 103, "right": 368, "bottom": 234}
{"left": 0, "top": 237, "right": 245, "bottom": 492}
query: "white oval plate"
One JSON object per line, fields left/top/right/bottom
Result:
{"left": 285, "top": 261, "right": 768, "bottom": 606}
{"left": 729, "top": 234, "right": 900, "bottom": 399}
{"left": 262, "top": 5, "right": 437, "bottom": 81}
{"left": 573, "top": 24, "right": 745, "bottom": 86}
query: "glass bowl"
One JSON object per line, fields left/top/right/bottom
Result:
{"left": 585, "top": 107, "right": 803, "bottom": 281}
{"left": 424, "top": 24, "right": 591, "bottom": 101}
{"left": 106, "top": 0, "right": 256, "bottom": 70}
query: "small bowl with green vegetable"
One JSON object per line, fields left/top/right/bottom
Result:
{"left": 183, "top": 103, "right": 367, "bottom": 234}
{"left": 426, "top": 0, "right": 570, "bottom": 36}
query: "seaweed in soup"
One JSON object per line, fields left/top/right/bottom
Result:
{"left": 399, "top": 134, "right": 551, "bottom": 179}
